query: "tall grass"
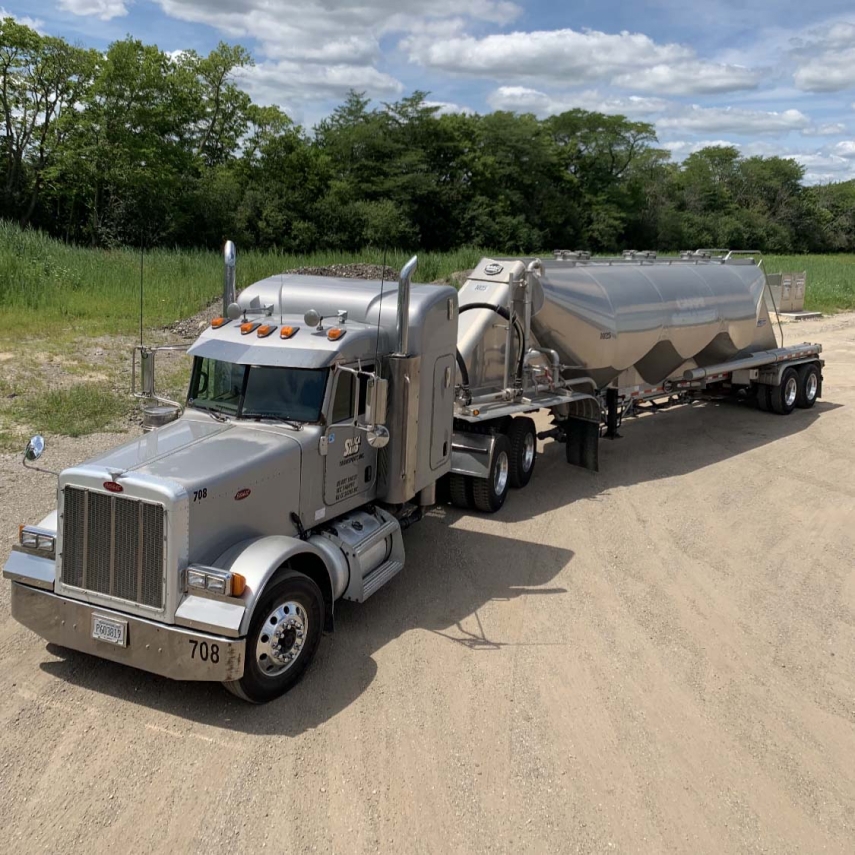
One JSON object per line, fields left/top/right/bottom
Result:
{"left": 0, "top": 222, "right": 485, "bottom": 334}
{"left": 1, "top": 222, "right": 853, "bottom": 333}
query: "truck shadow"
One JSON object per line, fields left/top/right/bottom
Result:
{"left": 40, "top": 523, "right": 573, "bottom": 733}
{"left": 493, "top": 397, "right": 841, "bottom": 523}
{"left": 38, "top": 397, "right": 837, "bottom": 731}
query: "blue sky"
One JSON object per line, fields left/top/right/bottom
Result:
{"left": 6, "top": 0, "right": 855, "bottom": 182}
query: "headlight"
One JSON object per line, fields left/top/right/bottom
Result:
{"left": 185, "top": 566, "right": 245, "bottom": 597}
{"left": 18, "top": 525, "right": 56, "bottom": 558}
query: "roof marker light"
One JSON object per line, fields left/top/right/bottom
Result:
{"left": 257, "top": 324, "right": 277, "bottom": 338}
{"left": 327, "top": 328, "right": 346, "bottom": 341}
{"left": 211, "top": 317, "right": 230, "bottom": 329}
{"left": 240, "top": 322, "right": 260, "bottom": 335}
{"left": 280, "top": 326, "right": 299, "bottom": 339}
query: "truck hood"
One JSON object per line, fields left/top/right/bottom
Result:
{"left": 74, "top": 417, "right": 307, "bottom": 564}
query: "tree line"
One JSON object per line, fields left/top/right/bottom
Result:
{"left": 2, "top": 17, "right": 854, "bottom": 255}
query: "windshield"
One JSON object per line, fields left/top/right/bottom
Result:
{"left": 188, "top": 357, "right": 328, "bottom": 423}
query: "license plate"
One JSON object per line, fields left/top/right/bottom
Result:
{"left": 92, "top": 615, "right": 128, "bottom": 647}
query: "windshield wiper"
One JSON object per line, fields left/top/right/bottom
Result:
{"left": 246, "top": 413, "right": 304, "bottom": 431}
{"left": 190, "top": 402, "right": 230, "bottom": 422}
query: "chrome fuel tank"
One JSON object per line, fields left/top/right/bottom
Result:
{"left": 528, "top": 258, "right": 778, "bottom": 387}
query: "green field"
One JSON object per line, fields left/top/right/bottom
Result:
{"left": 2, "top": 223, "right": 853, "bottom": 333}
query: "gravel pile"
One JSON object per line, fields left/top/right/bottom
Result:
{"left": 167, "top": 263, "right": 400, "bottom": 339}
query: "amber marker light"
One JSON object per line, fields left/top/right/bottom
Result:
{"left": 280, "top": 326, "right": 299, "bottom": 339}
{"left": 211, "top": 317, "right": 230, "bottom": 329}
{"left": 231, "top": 573, "right": 247, "bottom": 596}
{"left": 240, "top": 322, "right": 260, "bottom": 335}
{"left": 327, "top": 328, "right": 346, "bottom": 341}
{"left": 257, "top": 324, "right": 277, "bottom": 338}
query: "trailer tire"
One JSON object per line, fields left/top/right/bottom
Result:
{"left": 223, "top": 570, "right": 323, "bottom": 704}
{"left": 506, "top": 417, "right": 537, "bottom": 488}
{"left": 472, "top": 435, "right": 511, "bottom": 513}
{"left": 449, "top": 474, "right": 472, "bottom": 509}
{"left": 796, "top": 363, "right": 820, "bottom": 409}
{"left": 756, "top": 383, "right": 771, "bottom": 412}
{"left": 770, "top": 367, "right": 799, "bottom": 415}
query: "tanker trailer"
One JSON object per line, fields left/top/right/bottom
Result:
{"left": 445, "top": 251, "right": 824, "bottom": 510}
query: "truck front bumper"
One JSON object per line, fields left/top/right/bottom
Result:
{"left": 11, "top": 582, "right": 245, "bottom": 682}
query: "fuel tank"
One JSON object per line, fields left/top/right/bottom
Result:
{"left": 461, "top": 256, "right": 779, "bottom": 389}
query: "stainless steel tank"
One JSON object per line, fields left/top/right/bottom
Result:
{"left": 529, "top": 258, "right": 778, "bottom": 387}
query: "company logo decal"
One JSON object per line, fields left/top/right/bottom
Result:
{"left": 234, "top": 488, "right": 252, "bottom": 501}
{"left": 103, "top": 481, "right": 123, "bottom": 493}
{"left": 343, "top": 435, "right": 362, "bottom": 458}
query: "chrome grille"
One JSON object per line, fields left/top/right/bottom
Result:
{"left": 61, "top": 487, "right": 165, "bottom": 610}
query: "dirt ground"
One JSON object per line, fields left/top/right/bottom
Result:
{"left": 1, "top": 312, "right": 854, "bottom": 854}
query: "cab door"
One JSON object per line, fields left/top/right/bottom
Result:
{"left": 323, "top": 367, "right": 377, "bottom": 507}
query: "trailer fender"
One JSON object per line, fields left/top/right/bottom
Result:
{"left": 214, "top": 536, "right": 347, "bottom": 635}
{"left": 757, "top": 358, "right": 824, "bottom": 388}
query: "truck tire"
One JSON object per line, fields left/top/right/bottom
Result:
{"left": 769, "top": 367, "right": 799, "bottom": 415}
{"left": 796, "top": 363, "right": 820, "bottom": 409}
{"left": 224, "top": 570, "right": 323, "bottom": 703}
{"left": 449, "top": 474, "right": 472, "bottom": 509}
{"left": 506, "top": 417, "right": 537, "bottom": 488}
{"left": 755, "top": 383, "right": 771, "bottom": 411}
{"left": 472, "top": 434, "right": 511, "bottom": 513}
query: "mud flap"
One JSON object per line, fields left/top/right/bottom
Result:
{"left": 564, "top": 417, "right": 600, "bottom": 472}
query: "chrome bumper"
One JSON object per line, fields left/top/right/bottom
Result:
{"left": 11, "top": 582, "right": 245, "bottom": 681}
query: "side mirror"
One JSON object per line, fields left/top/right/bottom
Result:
{"left": 366, "top": 425, "right": 390, "bottom": 449}
{"left": 25, "top": 435, "right": 45, "bottom": 461}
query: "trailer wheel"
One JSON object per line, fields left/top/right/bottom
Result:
{"left": 449, "top": 473, "right": 472, "bottom": 509}
{"left": 223, "top": 571, "right": 323, "bottom": 704}
{"left": 506, "top": 417, "right": 537, "bottom": 488}
{"left": 796, "top": 363, "right": 820, "bottom": 409}
{"left": 472, "top": 434, "right": 511, "bottom": 513}
{"left": 769, "top": 367, "right": 799, "bottom": 415}
{"left": 756, "top": 383, "right": 771, "bottom": 412}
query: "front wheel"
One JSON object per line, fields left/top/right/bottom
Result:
{"left": 224, "top": 571, "right": 324, "bottom": 703}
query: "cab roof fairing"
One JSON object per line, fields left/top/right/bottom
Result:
{"left": 188, "top": 276, "right": 457, "bottom": 368}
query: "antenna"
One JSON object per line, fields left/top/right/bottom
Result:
{"left": 139, "top": 232, "right": 145, "bottom": 347}
{"left": 374, "top": 243, "right": 388, "bottom": 374}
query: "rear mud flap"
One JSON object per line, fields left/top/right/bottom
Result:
{"left": 564, "top": 417, "right": 599, "bottom": 472}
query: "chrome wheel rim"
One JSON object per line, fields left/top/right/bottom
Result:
{"left": 522, "top": 433, "right": 535, "bottom": 472}
{"left": 784, "top": 377, "right": 798, "bottom": 408}
{"left": 256, "top": 600, "right": 308, "bottom": 677}
{"left": 494, "top": 451, "right": 509, "bottom": 495}
{"left": 806, "top": 372, "right": 818, "bottom": 402}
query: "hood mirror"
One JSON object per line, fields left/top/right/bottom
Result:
{"left": 25, "top": 435, "right": 45, "bottom": 461}
{"left": 365, "top": 424, "right": 390, "bottom": 449}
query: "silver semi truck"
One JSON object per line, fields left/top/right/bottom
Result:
{"left": 6, "top": 247, "right": 824, "bottom": 702}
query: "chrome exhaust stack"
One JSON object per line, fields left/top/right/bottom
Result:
{"left": 223, "top": 240, "right": 236, "bottom": 316}
{"left": 394, "top": 255, "right": 418, "bottom": 357}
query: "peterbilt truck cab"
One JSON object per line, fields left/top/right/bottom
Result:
{"left": 6, "top": 256, "right": 463, "bottom": 703}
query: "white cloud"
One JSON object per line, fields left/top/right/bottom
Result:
{"left": 658, "top": 105, "right": 809, "bottom": 134}
{"left": 663, "top": 139, "right": 738, "bottom": 158}
{"left": 237, "top": 61, "right": 403, "bottom": 110}
{"left": 405, "top": 27, "right": 761, "bottom": 96}
{"left": 424, "top": 100, "right": 475, "bottom": 115}
{"left": 832, "top": 140, "right": 855, "bottom": 158}
{"left": 802, "top": 122, "right": 847, "bottom": 136}
{"left": 58, "top": 0, "right": 128, "bottom": 21}
{"left": 0, "top": 7, "right": 45, "bottom": 30}
{"left": 612, "top": 62, "right": 761, "bottom": 96}
{"left": 488, "top": 86, "right": 668, "bottom": 118}
{"left": 791, "top": 22, "right": 855, "bottom": 92}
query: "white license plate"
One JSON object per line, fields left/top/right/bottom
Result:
{"left": 92, "top": 615, "right": 128, "bottom": 647}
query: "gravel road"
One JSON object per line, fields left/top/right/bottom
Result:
{"left": 1, "top": 313, "right": 854, "bottom": 854}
